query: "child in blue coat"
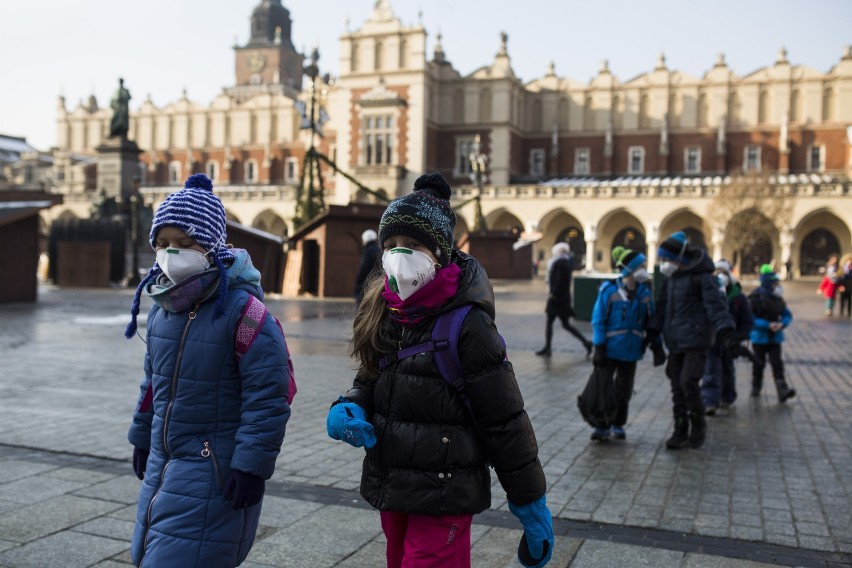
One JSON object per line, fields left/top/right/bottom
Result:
{"left": 125, "top": 174, "right": 291, "bottom": 568}
{"left": 589, "top": 247, "right": 662, "bottom": 441}
{"left": 748, "top": 265, "right": 796, "bottom": 402}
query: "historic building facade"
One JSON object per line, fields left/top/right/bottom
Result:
{"left": 51, "top": 0, "right": 852, "bottom": 276}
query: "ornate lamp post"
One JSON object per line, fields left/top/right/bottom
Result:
{"left": 294, "top": 47, "right": 328, "bottom": 228}
{"left": 468, "top": 134, "right": 488, "bottom": 232}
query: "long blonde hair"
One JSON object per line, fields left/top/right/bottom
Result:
{"left": 350, "top": 270, "right": 395, "bottom": 378}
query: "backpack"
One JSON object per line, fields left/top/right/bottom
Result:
{"left": 748, "top": 289, "right": 785, "bottom": 322}
{"left": 577, "top": 365, "right": 617, "bottom": 429}
{"left": 136, "top": 295, "right": 297, "bottom": 414}
{"left": 377, "top": 304, "right": 506, "bottom": 413}
{"left": 235, "top": 295, "right": 297, "bottom": 405}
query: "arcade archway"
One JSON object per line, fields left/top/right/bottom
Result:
{"left": 539, "top": 209, "right": 586, "bottom": 269}
{"left": 596, "top": 210, "right": 646, "bottom": 272}
{"left": 724, "top": 209, "right": 777, "bottom": 276}
{"left": 659, "top": 209, "right": 708, "bottom": 251}
{"left": 793, "top": 209, "right": 850, "bottom": 276}
{"left": 799, "top": 229, "right": 841, "bottom": 275}
{"left": 252, "top": 210, "right": 288, "bottom": 238}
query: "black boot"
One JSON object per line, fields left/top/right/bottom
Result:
{"left": 535, "top": 346, "right": 552, "bottom": 357}
{"left": 750, "top": 377, "right": 762, "bottom": 397}
{"left": 776, "top": 379, "right": 797, "bottom": 403}
{"left": 584, "top": 340, "right": 593, "bottom": 359}
{"left": 665, "top": 416, "right": 689, "bottom": 450}
{"left": 688, "top": 411, "right": 707, "bottom": 449}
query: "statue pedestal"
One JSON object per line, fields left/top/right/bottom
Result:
{"left": 95, "top": 138, "right": 142, "bottom": 199}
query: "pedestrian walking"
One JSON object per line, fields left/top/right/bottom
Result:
{"left": 326, "top": 172, "right": 554, "bottom": 568}
{"left": 647, "top": 232, "right": 737, "bottom": 450}
{"left": 588, "top": 246, "right": 664, "bottom": 441}
{"left": 699, "top": 259, "right": 754, "bottom": 414}
{"left": 817, "top": 254, "right": 840, "bottom": 317}
{"left": 354, "top": 228, "right": 381, "bottom": 305}
{"left": 125, "top": 174, "right": 292, "bottom": 568}
{"left": 535, "top": 242, "right": 593, "bottom": 358}
{"left": 838, "top": 254, "right": 852, "bottom": 318}
{"left": 749, "top": 264, "right": 797, "bottom": 402}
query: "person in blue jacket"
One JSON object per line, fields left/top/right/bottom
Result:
{"left": 589, "top": 247, "right": 663, "bottom": 441}
{"left": 124, "top": 174, "right": 291, "bottom": 568}
{"left": 700, "top": 259, "right": 754, "bottom": 414}
{"left": 748, "top": 264, "right": 796, "bottom": 402}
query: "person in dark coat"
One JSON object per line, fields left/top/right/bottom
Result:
{"left": 535, "top": 242, "right": 593, "bottom": 358}
{"left": 647, "top": 232, "right": 737, "bottom": 450}
{"left": 700, "top": 259, "right": 754, "bottom": 414}
{"left": 326, "top": 172, "right": 554, "bottom": 568}
{"left": 839, "top": 255, "right": 852, "bottom": 318}
{"left": 354, "top": 229, "right": 381, "bottom": 304}
{"left": 124, "top": 174, "right": 291, "bottom": 568}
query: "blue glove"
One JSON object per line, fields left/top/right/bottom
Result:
{"left": 327, "top": 398, "right": 376, "bottom": 448}
{"left": 509, "top": 496, "right": 554, "bottom": 568}
{"left": 224, "top": 469, "right": 265, "bottom": 510}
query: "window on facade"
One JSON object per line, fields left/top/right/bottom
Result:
{"left": 455, "top": 137, "right": 476, "bottom": 176}
{"left": 529, "top": 149, "right": 545, "bottom": 178}
{"left": 808, "top": 145, "right": 824, "bottom": 171}
{"left": 574, "top": 148, "right": 590, "bottom": 175}
{"left": 685, "top": 147, "right": 701, "bottom": 174}
{"left": 743, "top": 145, "right": 761, "bottom": 173}
{"left": 206, "top": 161, "right": 218, "bottom": 182}
{"left": 363, "top": 115, "right": 394, "bottom": 166}
{"left": 246, "top": 159, "right": 258, "bottom": 183}
{"left": 285, "top": 157, "right": 299, "bottom": 183}
{"left": 628, "top": 146, "right": 645, "bottom": 174}
{"left": 169, "top": 161, "right": 182, "bottom": 184}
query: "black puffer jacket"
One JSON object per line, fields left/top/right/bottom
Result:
{"left": 345, "top": 251, "right": 546, "bottom": 515}
{"left": 648, "top": 248, "right": 734, "bottom": 353}
{"left": 545, "top": 255, "right": 575, "bottom": 318}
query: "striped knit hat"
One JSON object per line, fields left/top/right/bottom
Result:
{"left": 378, "top": 172, "right": 456, "bottom": 266}
{"left": 125, "top": 173, "right": 233, "bottom": 339}
{"left": 658, "top": 231, "right": 689, "bottom": 262}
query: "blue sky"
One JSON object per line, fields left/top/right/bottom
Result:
{"left": 1, "top": 0, "right": 849, "bottom": 150}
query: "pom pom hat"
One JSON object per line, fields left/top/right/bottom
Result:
{"left": 125, "top": 173, "right": 233, "bottom": 339}
{"left": 759, "top": 263, "right": 780, "bottom": 285}
{"left": 612, "top": 246, "right": 646, "bottom": 277}
{"left": 658, "top": 231, "right": 689, "bottom": 262}
{"left": 378, "top": 172, "right": 456, "bottom": 266}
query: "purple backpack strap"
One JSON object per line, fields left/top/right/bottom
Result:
{"left": 235, "top": 295, "right": 297, "bottom": 405}
{"left": 432, "top": 305, "right": 473, "bottom": 393}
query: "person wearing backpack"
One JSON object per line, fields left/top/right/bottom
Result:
{"left": 700, "top": 259, "right": 754, "bottom": 414}
{"left": 647, "top": 232, "right": 737, "bottom": 450}
{"left": 587, "top": 247, "right": 663, "bottom": 441}
{"left": 326, "top": 172, "right": 553, "bottom": 568}
{"left": 748, "top": 265, "right": 796, "bottom": 402}
{"left": 124, "top": 174, "right": 292, "bottom": 568}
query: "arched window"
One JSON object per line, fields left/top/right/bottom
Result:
{"left": 638, "top": 92, "right": 650, "bottom": 129}
{"left": 822, "top": 87, "right": 836, "bottom": 121}
{"left": 479, "top": 89, "right": 492, "bottom": 122}
{"left": 790, "top": 89, "right": 801, "bottom": 122}
{"left": 758, "top": 87, "right": 769, "bottom": 124}
{"left": 531, "top": 100, "right": 543, "bottom": 132}
{"left": 374, "top": 40, "right": 383, "bottom": 70}
{"left": 697, "top": 93, "right": 708, "bottom": 127}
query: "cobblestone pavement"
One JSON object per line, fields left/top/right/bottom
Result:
{"left": 0, "top": 277, "right": 850, "bottom": 567}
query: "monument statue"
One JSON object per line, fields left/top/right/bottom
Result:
{"left": 109, "top": 78, "right": 131, "bottom": 139}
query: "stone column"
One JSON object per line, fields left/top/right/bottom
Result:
{"left": 584, "top": 222, "right": 598, "bottom": 272}
{"left": 712, "top": 227, "right": 725, "bottom": 262}
{"left": 646, "top": 222, "right": 660, "bottom": 269}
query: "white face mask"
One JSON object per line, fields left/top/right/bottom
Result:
{"left": 382, "top": 247, "right": 437, "bottom": 301}
{"left": 156, "top": 247, "right": 211, "bottom": 283}
{"left": 773, "top": 285, "right": 784, "bottom": 297}
{"left": 633, "top": 268, "right": 650, "bottom": 283}
{"left": 660, "top": 261, "right": 678, "bottom": 277}
{"left": 717, "top": 273, "right": 731, "bottom": 288}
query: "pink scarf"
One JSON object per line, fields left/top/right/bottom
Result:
{"left": 382, "top": 264, "right": 462, "bottom": 325}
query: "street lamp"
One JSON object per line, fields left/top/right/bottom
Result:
{"left": 294, "top": 47, "right": 327, "bottom": 228}
{"left": 126, "top": 176, "right": 142, "bottom": 287}
{"left": 468, "top": 134, "right": 488, "bottom": 232}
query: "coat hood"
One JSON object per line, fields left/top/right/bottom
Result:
{"left": 437, "top": 251, "right": 496, "bottom": 320}
{"left": 677, "top": 247, "right": 715, "bottom": 275}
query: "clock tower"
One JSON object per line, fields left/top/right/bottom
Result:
{"left": 232, "top": 0, "right": 304, "bottom": 100}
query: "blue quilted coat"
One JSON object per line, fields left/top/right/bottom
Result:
{"left": 591, "top": 278, "right": 654, "bottom": 362}
{"left": 127, "top": 251, "right": 290, "bottom": 568}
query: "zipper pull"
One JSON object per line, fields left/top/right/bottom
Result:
{"left": 201, "top": 441, "right": 210, "bottom": 458}
{"left": 189, "top": 303, "right": 201, "bottom": 320}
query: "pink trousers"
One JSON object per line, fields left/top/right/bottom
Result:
{"left": 380, "top": 511, "right": 473, "bottom": 568}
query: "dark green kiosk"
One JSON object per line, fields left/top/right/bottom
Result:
{"left": 572, "top": 269, "right": 664, "bottom": 321}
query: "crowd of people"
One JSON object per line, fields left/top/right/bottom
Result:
{"left": 817, "top": 253, "right": 852, "bottom": 317}
{"left": 120, "top": 170, "right": 837, "bottom": 567}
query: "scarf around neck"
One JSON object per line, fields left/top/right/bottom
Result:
{"left": 382, "top": 263, "right": 462, "bottom": 325}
